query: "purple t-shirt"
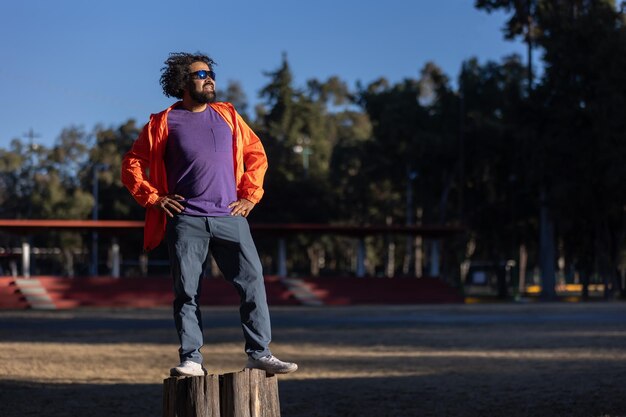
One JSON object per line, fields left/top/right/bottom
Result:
{"left": 164, "top": 105, "right": 237, "bottom": 216}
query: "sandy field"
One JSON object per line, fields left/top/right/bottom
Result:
{"left": 0, "top": 302, "right": 625, "bottom": 417}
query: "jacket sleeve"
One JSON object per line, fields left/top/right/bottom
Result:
{"left": 236, "top": 112, "right": 268, "bottom": 204}
{"left": 121, "top": 122, "right": 161, "bottom": 208}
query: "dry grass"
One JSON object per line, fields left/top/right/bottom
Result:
{"left": 1, "top": 303, "right": 625, "bottom": 416}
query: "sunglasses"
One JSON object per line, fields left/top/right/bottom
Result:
{"left": 190, "top": 69, "right": 216, "bottom": 81}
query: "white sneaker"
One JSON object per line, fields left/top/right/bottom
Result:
{"left": 170, "top": 360, "right": 207, "bottom": 377}
{"left": 246, "top": 355, "right": 298, "bottom": 374}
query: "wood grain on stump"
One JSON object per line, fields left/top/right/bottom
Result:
{"left": 163, "top": 368, "right": 280, "bottom": 417}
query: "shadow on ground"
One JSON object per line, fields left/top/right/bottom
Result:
{"left": 1, "top": 372, "right": 625, "bottom": 417}
{"left": 0, "top": 379, "right": 160, "bottom": 417}
{"left": 1, "top": 304, "right": 626, "bottom": 416}
{"left": 279, "top": 374, "right": 626, "bottom": 417}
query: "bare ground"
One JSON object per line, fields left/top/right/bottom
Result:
{"left": 0, "top": 302, "right": 625, "bottom": 417}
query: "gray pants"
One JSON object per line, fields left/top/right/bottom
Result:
{"left": 166, "top": 214, "right": 272, "bottom": 364}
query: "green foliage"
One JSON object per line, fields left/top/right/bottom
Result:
{"left": 253, "top": 54, "right": 366, "bottom": 225}
{"left": 88, "top": 120, "right": 142, "bottom": 220}
{"left": 0, "top": 140, "right": 29, "bottom": 218}
{"left": 217, "top": 81, "right": 250, "bottom": 121}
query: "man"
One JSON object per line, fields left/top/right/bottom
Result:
{"left": 121, "top": 52, "right": 297, "bottom": 377}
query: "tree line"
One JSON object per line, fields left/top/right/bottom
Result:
{"left": 0, "top": 0, "right": 625, "bottom": 298}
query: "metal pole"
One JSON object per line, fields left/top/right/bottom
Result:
{"left": 527, "top": 0, "right": 533, "bottom": 91}
{"left": 404, "top": 168, "right": 418, "bottom": 275}
{"left": 539, "top": 188, "right": 556, "bottom": 300}
{"left": 458, "top": 69, "right": 465, "bottom": 221}
{"left": 429, "top": 241, "right": 440, "bottom": 277}
{"left": 303, "top": 147, "right": 312, "bottom": 179}
{"left": 277, "top": 238, "right": 287, "bottom": 277}
{"left": 91, "top": 164, "right": 104, "bottom": 276}
{"left": 21, "top": 241, "right": 31, "bottom": 278}
{"left": 414, "top": 207, "right": 424, "bottom": 278}
{"left": 356, "top": 238, "right": 366, "bottom": 278}
{"left": 111, "top": 240, "right": 120, "bottom": 278}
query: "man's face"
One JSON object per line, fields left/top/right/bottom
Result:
{"left": 186, "top": 61, "right": 216, "bottom": 103}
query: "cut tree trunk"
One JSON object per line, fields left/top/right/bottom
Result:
{"left": 163, "top": 368, "right": 280, "bottom": 417}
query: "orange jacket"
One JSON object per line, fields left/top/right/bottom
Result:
{"left": 121, "top": 102, "right": 268, "bottom": 251}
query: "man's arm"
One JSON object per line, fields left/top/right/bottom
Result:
{"left": 235, "top": 112, "right": 268, "bottom": 204}
{"left": 227, "top": 110, "right": 268, "bottom": 217}
{"left": 121, "top": 122, "right": 162, "bottom": 207}
{"left": 121, "top": 123, "right": 186, "bottom": 217}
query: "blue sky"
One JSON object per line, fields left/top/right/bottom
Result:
{"left": 0, "top": 0, "right": 526, "bottom": 149}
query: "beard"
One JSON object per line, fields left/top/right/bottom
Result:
{"left": 189, "top": 84, "right": 216, "bottom": 103}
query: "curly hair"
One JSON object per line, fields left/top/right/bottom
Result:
{"left": 159, "top": 52, "right": 217, "bottom": 99}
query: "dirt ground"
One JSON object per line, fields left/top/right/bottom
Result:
{"left": 0, "top": 302, "right": 625, "bottom": 417}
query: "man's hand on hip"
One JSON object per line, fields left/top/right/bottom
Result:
{"left": 155, "top": 194, "right": 185, "bottom": 217}
{"left": 228, "top": 198, "right": 255, "bottom": 217}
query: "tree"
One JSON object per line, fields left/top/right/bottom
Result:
{"left": 255, "top": 54, "right": 336, "bottom": 223}
{"left": 476, "top": 0, "right": 626, "bottom": 298}
{"left": 0, "top": 139, "right": 31, "bottom": 220}
{"left": 534, "top": 1, "right": 626, "bottom": 298}
{"left": 217, "top": 80, "right": 250, "bottom": 121}
{"left": 87, "top": 120, "right": 142, "bottom": 220}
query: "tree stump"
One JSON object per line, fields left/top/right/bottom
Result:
{"left": 163, "top": 373, "right": 220, "bottom": 417}
{"left": 221, "top": 368, "right": 280, "bottom": 417}
{"left": 163, "top": 368, "right": 281, "bottom": 417}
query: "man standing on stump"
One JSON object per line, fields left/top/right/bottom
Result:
{"left": 121, "top": 52, "right": 298, "bottom": 377}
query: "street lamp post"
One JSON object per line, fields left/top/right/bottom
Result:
{"left": 23, "top": 129, "right": 41, "bottom": 277}
{"left": 292, "top": 136, "right": 312, "bottom": 179}
{"left": 404, "top": 168, "right": 419, "bottom": 276}
{"left": 91, "top": 163, "right": 107, "bottom": 276}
